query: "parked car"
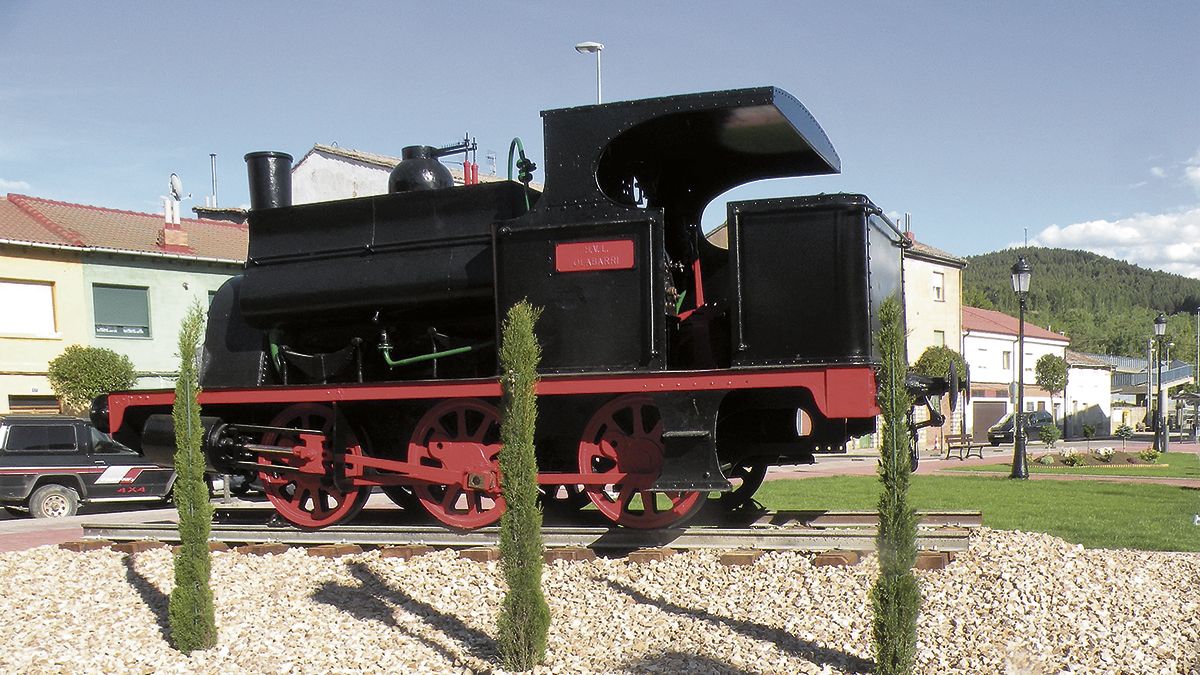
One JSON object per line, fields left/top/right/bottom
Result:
{"left": 987, "top": 410, "right": 1055, "bottom": 446}
{"left": 0, "top": 416, "right": 175, "bottom": 518}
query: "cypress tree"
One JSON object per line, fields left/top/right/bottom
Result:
{"left": 495, "top": 301, "right": 550, "bottom": 671}
{"left": 870, "top": 296, "right": 921, "bottom": 674}
{"left": 168, "top": 301, "right": 217, "bottom": 652}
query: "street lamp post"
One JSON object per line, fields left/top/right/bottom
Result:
{"left": 1154, "top": 313, "right": 1167, "bottom": 454}
{"left": 1010, "top": 257, "right": 1032, "bottom": 479}
{"left": 574, "top": 41, "right": 604, "bottom": 104}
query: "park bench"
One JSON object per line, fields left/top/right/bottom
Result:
{"left": 942, "top": 432, "right": 984, "bottom": 460}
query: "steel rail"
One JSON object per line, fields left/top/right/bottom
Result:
{"left": 81, "top": 510, "right": 978, "bottom": 553}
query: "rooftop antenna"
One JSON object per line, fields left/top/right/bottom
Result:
{"left": 209, "top": 153, "right": 218, "bottom": 208}
{"left": 164, "top": 173, "right": 191, "bottom": 225}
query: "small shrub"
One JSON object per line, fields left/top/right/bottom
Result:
{"left": 1038, "top": 424, "right": 1061, "bottom": 448}
{"left": 168, "top": 302, "right": 216, "bottom": 653}
{"left": 1036, "top": 454, "right": 1056, "bottom": 466}
{"left": 47, "top": 345, "right": 137, "bottom": 413}
{"left": 1138, "top": 448, "right": 1161, "bottom": 463}
{"left": 870, "top": 297, "right": 919, "bottom": 675}
{"left": 496, "top": 301, "right": 549, "bottom": 671}
{"left": 1082, "top": 424, "right": 1096, "bottom": 450}
{"left": 1059, "top": 447, "right": 1086, "bottom": 467}
{"left": 1115, "top": 424, "right": 1133, "bottom": 450}
{"left": 1093, "top": 447, "right": 1115, "bottom": 463}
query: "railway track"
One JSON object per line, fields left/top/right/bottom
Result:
{"left": 81, "top": 509, "right": 979, "bottom": 553}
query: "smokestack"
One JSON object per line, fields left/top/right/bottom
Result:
{"left": 244, "top": 151, "right": 293, "bottom": 210}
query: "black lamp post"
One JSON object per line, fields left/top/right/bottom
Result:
{"left": 1010, "top": 256, "right": 1032, "bottom": 479}
{"left": 1153, "top": 312, "right": 1167, "bottom": 453}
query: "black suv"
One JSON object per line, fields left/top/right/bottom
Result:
{"left": 0, "top": 416, "right": 175, "bottom": 518}
{"left": 987, "top": 410, "right": 1055, "bottom": 446}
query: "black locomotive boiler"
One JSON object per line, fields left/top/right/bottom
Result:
{"left": 96, "top": 87, "right": 942, "bottom": 531}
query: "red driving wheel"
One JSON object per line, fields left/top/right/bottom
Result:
{"left": 258, "top": 403, "right": 371, "bottom": 529}
{"left": 406, "top": 399, "right": 506, "bottom": 530}
{"left": 578, "top": 395, "right": 706, "bottom": 528}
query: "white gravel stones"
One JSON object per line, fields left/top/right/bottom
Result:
{"left": 0, "top": 528, "right": 1196, "bottom": 674}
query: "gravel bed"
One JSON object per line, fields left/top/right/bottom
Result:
{"left": 0, "top": 529, "right": 1196, "bottom": 674}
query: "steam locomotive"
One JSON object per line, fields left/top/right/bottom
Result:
{"left": 95, "top": 87, "right": 949, "bottom": 531}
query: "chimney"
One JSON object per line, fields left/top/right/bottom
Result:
{"left": 157, "top": 222, "right": 190, "bottom": 252}
{"left": 158, "top": 199, "right": 190, "bottom": 252}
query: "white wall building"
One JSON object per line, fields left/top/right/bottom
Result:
{"left": 903, "top": 238, "right": 965, "bottom": 360}
{"left": 903, "top": 237, "right": 966, "bottom": 446}
{"left": 291, "top": 145, "right": 508, "bottom": 205}
{"left": 1063, "top": 350, "right": 1114, "bottom": 438}
{"left": 962, "top": 306, "right": 1069, "bottom": 440}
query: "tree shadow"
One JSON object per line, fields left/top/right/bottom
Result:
{"left": 123, "top": 553, "right": 170, "bottom": 641}
{"left": 311, "top": 561, "right": 497, "bottom": 663}
{"left": 621, "top": 651, "right": 758, "bottom": 674}
{"left": 604, "top": 579, "right": 874, "bottom": 674}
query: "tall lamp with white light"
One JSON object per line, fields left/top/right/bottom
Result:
{"left": 1010, "top": 257, "right": 1032, "bottom": 479}
{"left": 1154, "top": 312, "right": 1167, "bottom": 454}
{"left": 574, "top": 41, "right": 604, "bottom": 104}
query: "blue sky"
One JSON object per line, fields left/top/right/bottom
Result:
{"left": 2, "top": 2, "right": 1198, "bottom": 273}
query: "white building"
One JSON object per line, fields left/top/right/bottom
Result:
{"left": 291, "top": 145, "right": 508, "bottom": 205}
{"left": 1063, "top": 350, "right": 1114, "bottom": 438}
{"left": 903, "top": 236, "right": 967, "bottom": 447}
{"left": 962, "top": 306, "right": 1069, "bottom": 440}
{"left": 903, "top": 237, "right": 965, "bottom": 360}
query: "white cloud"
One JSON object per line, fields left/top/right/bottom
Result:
{"left": 1028, "top": 207, "right": 1200, "bottom": 279}
{"left": 0, "top": 178, "right": 30, "bottom": 191}
{"left": 1187, "top": 151, "right": 1200, "bottom": 192}
{"left": 1150, "top": 166, "right": 1166, "bottom": 178}
{"left": 1186, "top": 165, "right": 1200, "bottom": 191}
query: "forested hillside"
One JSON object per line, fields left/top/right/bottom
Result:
{"left": 962, "top": 248, "right": 1200, "bottom": 361}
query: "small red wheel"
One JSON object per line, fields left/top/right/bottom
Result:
{"left": 578, "top": 395, "right": 706, "bottom": 529}
{"left": 407, "top": 399, "right": 505, "bottom": 530}
{"left": 258, "top": 403, "right": 371, "bottom": 529}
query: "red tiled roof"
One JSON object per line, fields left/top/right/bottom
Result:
{"left": 0, "top": 197, "right": 76, "bottom": 245}
{"left": 962, "top": 305, "right": 1069, "bottom": 344}
{"left": 0, "top": 194, "right": 247, "bottom": 261}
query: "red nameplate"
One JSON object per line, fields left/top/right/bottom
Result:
{"left": 554, "top": 239, "right": 635, "bottom": 273}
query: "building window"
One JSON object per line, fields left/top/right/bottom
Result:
{"left": 93, "top": 284, "right": 150, "bottom": 338}
{"left": 0, "top": 280, "right": 57, "bottom": 337}
{"left": 1002, "top": 351, "right": 1011, "bottom": 369}
{"left": 6, "top": 395, "right": 60, "bottom": 415}
{"left": 933, "top": 330, "right": 946, "bottom": 346}
{"left": 932, "top": 271, "right": 945, "bottom": 302}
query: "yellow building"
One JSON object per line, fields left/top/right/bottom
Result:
{"left": 0, "top": 199, "right": 90, "bottom": 412}
{"left": 0, "top": 193, "right": 246, "bottom": 414}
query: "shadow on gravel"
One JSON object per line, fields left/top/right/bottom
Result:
{"left": 123, "top": 554, "right": 170, "bottom": 641}
{"left": 605, "top": 579, "right": 873, "bottom": 674}
{"left": 311, "top": 561, "right": 497, "bottom": 664}
{"left": 622, "top": 651, "right": 756, "bottom": 674}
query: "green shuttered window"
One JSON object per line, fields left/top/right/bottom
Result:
{"left": 93, "top": 284, "right": 150, "bottom": 337}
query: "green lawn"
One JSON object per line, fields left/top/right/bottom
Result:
{"left": 942, "top": 451, "right": 1200, "bottom": 478}
{"left": 755, "top": 475, "right": 1200, "bottom": 552}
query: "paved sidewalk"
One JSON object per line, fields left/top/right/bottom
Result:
{"left": 767, "top": 442, "right": 1200, "bottom": 489}
{"left": 0, "top": 504, "right": 178, "bottom": 553}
